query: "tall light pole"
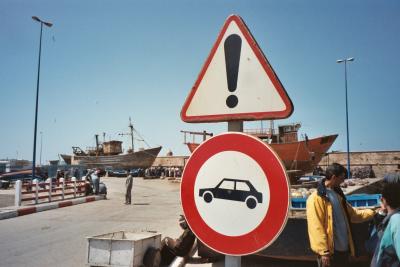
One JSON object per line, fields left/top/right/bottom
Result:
{"left": 32, "top": 16, "right": 53, "bottom": 179}
{"left": 336, "top": 57, "right": 354, "bottom": 178}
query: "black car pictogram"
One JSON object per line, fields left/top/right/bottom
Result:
{"left": 198, "top": 178, "right": 263, "bottom": 209}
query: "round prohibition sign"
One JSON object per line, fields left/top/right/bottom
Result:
{"left": 181, "top": 132, "right": 290, "bottom": 256}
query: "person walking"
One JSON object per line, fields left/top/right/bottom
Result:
{"left": 125, "top": 174, "right": 133, "bottom": 204}
{"left": 370, "top": 182, "right": 400, "bottom": 267}
{"left": 306, "top": 163, "right": 376, "bottom": 267}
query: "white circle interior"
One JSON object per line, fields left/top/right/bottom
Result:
{"left": 194, "top": 151, "right": 270, "bottom": 236}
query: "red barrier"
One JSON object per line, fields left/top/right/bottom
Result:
{"left": 59, "top": 201, "right": 72, "bottom": 208}
{"left": 18, "top": 207, "right": 36, "bottom": 216}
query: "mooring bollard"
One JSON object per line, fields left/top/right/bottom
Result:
{"left": 15, "top": 180, "right": 22, "bottom": 207}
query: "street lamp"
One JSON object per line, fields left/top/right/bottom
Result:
{"left": 32, "top": 16, "right": 53, "bottom": 179}
{"left": 336, "top": 57, "right": 354, "bottom": 178}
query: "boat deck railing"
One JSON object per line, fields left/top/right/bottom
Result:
{"left": 244, "top": 128, "right": 274, "bottom": 136}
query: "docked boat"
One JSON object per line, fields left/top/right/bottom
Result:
{"left": 182, "top": 123, "right": 338, "bottom": 178}
{"left": 61, "top": 120, "right": 161, "bottom": 170}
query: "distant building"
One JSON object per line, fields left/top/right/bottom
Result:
{"left": 0, "top": 161, "right": 9, "bottom": 173}
{"left": 0, "top": 159, "right": 32, "bottom": 173}
{"left": 152, "top": 156, "right": 188, "bottom": 168}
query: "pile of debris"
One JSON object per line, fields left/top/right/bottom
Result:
{"left": 341, "top": 178, "right": 370, "bottom": 188}
{"left": 351, "top": 166, "right": 375, "bottom": 179}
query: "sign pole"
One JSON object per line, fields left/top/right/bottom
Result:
{"left": 228, "top": 121, "right": 243, "bottom": 132}
{"left": 226, "top": 120, "right": 243, "bottom": 267}
{"left": 226, "top": 254, "right": 241, "bottom": 267}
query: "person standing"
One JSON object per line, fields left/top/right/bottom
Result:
{"left": 125, "top": 174, "right": 133, "bottom": 204}
{"left": 306, "top": 163, "right": 375, "bottom": 267}
{"left": 370, "top": 182, "right": 400, "bottom": 267}
{"left": 91, "top": 169, "right": 100, "bottom": 195}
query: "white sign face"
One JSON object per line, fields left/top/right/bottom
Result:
{"left": 181, "top": 15, "right": 293, "bottom": 123}
{"left": 194, "top": 151, "right": 270, "bottom": 236}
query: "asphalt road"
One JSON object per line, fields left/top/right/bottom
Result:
{"left": 0, "top": 177, "right": 183, "bottom": 267}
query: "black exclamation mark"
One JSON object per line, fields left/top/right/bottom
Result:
{"left": 224, "top": 34, "right": 242, "bottom": 109}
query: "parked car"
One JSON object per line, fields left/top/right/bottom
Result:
{"left": 108, "top": 169, "right": 128, "bottom": 177}
{"left": 199, "top": 178, "right": 263, "bottom": 209}
{"left": 129, "top": 168, "right": 144, "bottom": 177}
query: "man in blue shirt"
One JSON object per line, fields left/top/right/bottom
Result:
{"left": 371, "top": 182, "right": 400, "bottom": 267}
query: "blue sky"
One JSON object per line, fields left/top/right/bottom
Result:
{"left": 1, "top": 0, "right": 399, "bottom": 163}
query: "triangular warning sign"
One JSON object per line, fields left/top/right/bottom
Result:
{"left": 181, "top": 15, "right": 293, "bottom": 123}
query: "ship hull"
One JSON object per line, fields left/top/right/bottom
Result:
{"left": 67, "top": 146, "right": 162, "bottom": 169}
{"left": 187, "top": 134, "right": 338, "bottom": 177}
{"left": 271, "top": 134, "right": 338, "bottom": 175}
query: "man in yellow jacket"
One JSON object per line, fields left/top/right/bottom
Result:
{"left": 306, "top": 163, "right": 375, "bottom": 267}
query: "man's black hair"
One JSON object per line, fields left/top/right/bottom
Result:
{"left": 325, "top": 163, "right": 347, "bottom": 180}
{"left": 382, "top": 182, "right": 400, "bottom": 209}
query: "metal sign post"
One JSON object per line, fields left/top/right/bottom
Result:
{"left": 226, "top": 254, "right": 241, "bottom": 267}
{"left": 226, "top": 120, "right": 243, "bottom": 267}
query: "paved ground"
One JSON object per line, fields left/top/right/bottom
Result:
{"left": 186, "top": 256, "right": 316, "bottom": 267}
{"left": 0, "top": 177, "right": 183, "bottom": 267}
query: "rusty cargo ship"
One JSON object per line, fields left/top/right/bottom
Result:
{"left": 183, "top": 123, "right": 338, "bottom": 178}
{"left": 61, "top": 120, "right": 161, "bottom": 170}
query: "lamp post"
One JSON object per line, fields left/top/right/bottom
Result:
{"left": 32, "top": 16, "right": 53, "bottom": 179}
{"left": 336, "top": 57, "right": 354, "bottom": 178}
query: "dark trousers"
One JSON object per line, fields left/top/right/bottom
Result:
{"left": 317, "top": 251, "right": 350, "bottom": 267}
{"left": 125, "top": 186, "right": 132, "bottom": 204}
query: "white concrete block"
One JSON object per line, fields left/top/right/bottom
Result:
{"left": 36, "top": 202, "right": 58, "bottom": 212}
{"left": 87, "top": 231, "right": 161, "bottom": 267}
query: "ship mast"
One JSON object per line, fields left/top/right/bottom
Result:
{"left": 119, "top": 117, "right": 135, "bottom": 153}
{"left": 129, "top": 118, "right": 134, "bottom": 152}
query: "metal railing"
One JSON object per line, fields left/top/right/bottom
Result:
{"left": 15, "top": 178, "right": 87, "bottom": 206}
